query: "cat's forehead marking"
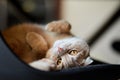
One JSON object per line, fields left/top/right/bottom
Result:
{"left": 54, "top": 37, "right": 87, "bottom": 49}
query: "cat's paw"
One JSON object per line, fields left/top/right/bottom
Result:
{"left": 29, "top": 58, "right": 56, "bottom": 71}
{"left": 45, "top": 20, "right": 71, "bottom": 33}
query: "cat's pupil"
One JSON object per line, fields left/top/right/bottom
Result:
{"left": 57, "top": 58, "right": 62, "bottom": 65}
{"left": 69, "top": 50, "right": 78, "bottom": 55}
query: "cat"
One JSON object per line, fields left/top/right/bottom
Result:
{"left": 1, "top": 20, "right": 92, "bottom": 71}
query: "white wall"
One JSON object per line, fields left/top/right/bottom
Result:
{"left": 60, "top": 0, "right": 119, "bottom": 40}
{"left": 91, "top": 18, "right": 120, "bottom": 64}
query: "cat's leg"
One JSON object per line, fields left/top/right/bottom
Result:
{"left": 29, "top": 58, "right": 56, "bottom": 71}
{"left": 26, "top": 32, "right": 48, "bottom": 53}
{"left": 45, "top": 20, "right": 71, "bottom": 33}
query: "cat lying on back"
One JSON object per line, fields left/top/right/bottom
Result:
{"left": 1, "top": 20, "right": 92, "bottom": 71}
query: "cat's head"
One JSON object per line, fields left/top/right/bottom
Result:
{"left": 46, "top": 37, "right": 92, "bottom": 70}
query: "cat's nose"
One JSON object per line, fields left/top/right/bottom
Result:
{"left": 58, "top": 47, "right": 63, "bottom": 53}
{"left": 57, "top": 47, "right": 66, "bottom": 56}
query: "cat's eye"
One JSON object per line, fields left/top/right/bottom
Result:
{"left": 69, "top": 50, "right": 78, "bottom": 55}
{"left": 57, "top": 58, "right": 62, "bottom": 65}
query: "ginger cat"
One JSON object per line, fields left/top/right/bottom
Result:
{"left": 1, "top": 20, "right": 92, "bottom": 71}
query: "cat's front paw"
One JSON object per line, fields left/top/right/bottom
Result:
{"left": 29, "top": 58, "right": 56, "bottom": 71}
{"left": 45, "top": 20, "right": 71, "bottom": 33}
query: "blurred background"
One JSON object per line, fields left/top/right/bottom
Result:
{"left": 0, "top": 0, "right": 120, "bottom": 64}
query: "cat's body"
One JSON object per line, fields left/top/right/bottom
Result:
{"left": 2, "top": 21, "right": 73, "bottom": 63}
{"left": 2, "top": 21, "right": 92, "bottom": 70}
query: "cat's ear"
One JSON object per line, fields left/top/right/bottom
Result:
{"left": 45, "top": 20, "right": 71, "bottom": 33}
{"left": 26, "top": 32, "right": 48, "bottom": 52}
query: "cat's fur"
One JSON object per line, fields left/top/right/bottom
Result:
{"left": 1, "top": 20, "right": 92, "bottom": 71}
